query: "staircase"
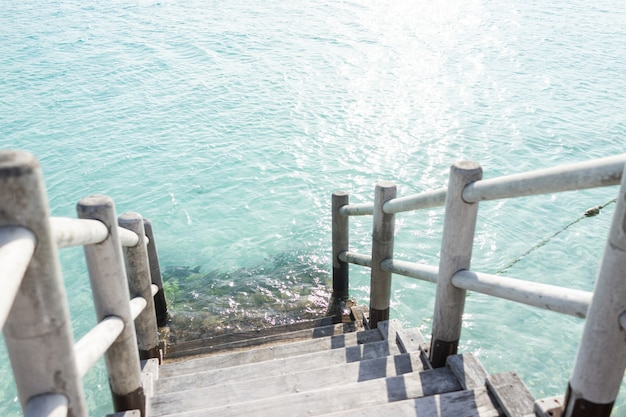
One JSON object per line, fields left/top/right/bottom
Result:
{"left": 141, "top": 308, "right": 538, "bottom": 417}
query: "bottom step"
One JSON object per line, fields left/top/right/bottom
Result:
{"left": 150, "top": 367, "right": 463, "bottom": 417}
{"left": 324, "top": 386, "right": 502, "bottom": 417}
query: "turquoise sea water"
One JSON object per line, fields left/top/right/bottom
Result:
{"left": 1, "top": 0, "right": 625, "bottom": 414}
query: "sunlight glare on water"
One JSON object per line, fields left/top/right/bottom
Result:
{"left": 0, "top": 0, "right": 625, "bottom": 414}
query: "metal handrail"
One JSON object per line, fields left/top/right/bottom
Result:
{"left": 50, "top": 217, "right": 146, "bottom": 248}
{"left": 334, "top": 156, "right": 624, "bottom": 319}
{"left": 0, "top": 226, "right": 36, "bottom": 329}
{"left": 340, "top": 249, "right": 593, "bottom": 319}
{"left": 0, "top": 150, "right": 167, "bottom": 417}
{"left": 332, "top": 154, "right": 626, "bottom": 416}
{"left": 338, "top": 154, "right": 626, "bottom": 216}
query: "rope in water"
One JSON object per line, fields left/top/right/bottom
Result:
{"left": 495, "top": 198, "right": 617, "bottom": 275}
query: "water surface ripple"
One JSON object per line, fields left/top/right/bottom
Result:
{"left": 0, "top": 0, "right": 625, "bottom": 414}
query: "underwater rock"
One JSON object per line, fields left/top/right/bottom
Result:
{"left": 161, "top": 251, "right": 332, "bottom": 342}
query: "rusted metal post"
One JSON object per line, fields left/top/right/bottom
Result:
{"left": 143, "top": 218, "right": 168, "bottom": 327}
{"left": 331, "top": 191, "right": 350, "bottom": 312}
{"left": 0, "top": 150, "right": 87, "bottom": 417}
{"left": 369, "top": 181, "right": 397, "bottom": 328}
{"left": 119, "top": 212, "right": 160, "bottom": 361}
{"left": 77, "top": 196, "right": 146, "bottom": 416}
{"left": 564, "top": 163, "right": 626, "bottom": 417}
{"left": 430, "top": 161, "right": 482, "bottom": 367}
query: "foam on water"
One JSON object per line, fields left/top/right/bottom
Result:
{"left": 1, "top": 0, "right": 625, "bottom": 414}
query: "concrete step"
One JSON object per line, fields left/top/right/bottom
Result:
{"left": 159, "top": 319, "right": 405, "bottom": 378}
{"left": 148, "top": 351, "right": 425, "bottom": 416}
{"left": 149, "top": 366, "right": 462, "bottom": 417}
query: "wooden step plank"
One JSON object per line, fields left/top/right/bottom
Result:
{"left": 105, "top": 411, "right": 141, "bottom": 417}
{"left": 166, "top": 317, "right": 349, "bottom": 358}
{"left": 396, "top": 327, "right": 426, "bottom": 353}
{"left": 160, "top": 326, "right": 389, "bottom": 377}
{"left": 142, "top": 358, "right": 160, "bottom": 380}
{"left": 396, "top": 327, "right": 432, "bottom": 370}
{"left": 419, "top": 340, "right": 434, "bottom": 370}
{"left": 151, "top": 367, "right": 462, "bottom": 417}
{"left": 447, "top": 353, "right": 489, "bottom": 390}
{"left": 167, "top": 316, "right": 340, "bottom": 351}
{"left": 534, "top": 395, "right": 564, "bottom": 417}
{"left": 166, "top": 322, "right": 351, "bottom": 360}
{"left": 155, "top": 338, "right": 400, "bottom": 394}
{"left": 320, "top": 386, "right": 502, "bottom": 417}
{"left": 351, "top": 305, "right": 368, "bottom": 328}
{"left": 141, "top": 358, "right": 160, "bottom": 398}
{"left": 149, "top": 352, "right": 424, "bottom": 416}
{"left": 487, "top": 372, "right": 535, "bottom": 417}
{"left": 376, "top": 319, "right": 403, "bottom": 342}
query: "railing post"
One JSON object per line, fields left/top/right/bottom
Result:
{"left": 0, "top": 150, "right": 87, "bottom": 417}
{"left": 119, "top": 212, "right": 161, "bottom": 361}
{"left": 564, "top": 164, "right": 626, "bottom": 417}
{"left": 430, "top": 161, "right": 482, "bottom": 367}
{"left": 77, "top": 196, "right": 146, "bottom": 416}
{"left": 143, "top": 218, "right": 168, "bottom": 327}
{"left": 331, "top": 191, "right": 350, "bottom": 314}
{"left": 369, "top": 181, "right": 397, "bottom": 328}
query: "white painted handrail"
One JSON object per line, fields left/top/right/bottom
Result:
{"left": 130, "top": 296, "right": 148, "bottom": 320}
{"left": 339, "top": 202, "right": 374, "bottom": 216}
{"left": 341, "top": 251, "right": 592, "bottom": 318}
{"left": 50, "top": 217, "right": 108, "bottom": 248}
{"left": 118, "top": 226, "right": 143, "bottom": 248}
{"left": 331, "top": 153, "right": 626, "bottom": 415}
{"left": 0, "top": 226, "right": 36, "bottom": 329}
{"left": 24, "top": 394, "right": 68, "bottom": 417}
{"left": 383, "top": 188, "right": 447, "bottom": 215}
{"left": 380, "top": 258, "right": 438, "bottom": 283}
{"left": 50, "top": 217, "right": 145, "bottom": 248}
{"left": 451, "top": 270, "right": 592, "bottom": 319}
{"left": 1, "top": 151, "right": 167, "bottom": 417}
{"left": 339, "top": 251, "right": 371, "bottom": 268}
{"left": 74, "top": 316, "right": 125, "bottom": 378}
{"left": 341, "top": 250, "right": 460, "bottom": 286}
{"left": 337, "top": 154, "right": 626, "bottom": 216}
{"left": 463, "top": 154, "right": 626, "bottom": 203}
{"left": 73, "top": 295, "right": 150, "bottom": 378}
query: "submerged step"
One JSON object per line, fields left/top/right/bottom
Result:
{"left": 149, "top": 352, "right": 424, "bottom": 417}
{"left": 165, "top": 317, "right": 349, "bottom": 359}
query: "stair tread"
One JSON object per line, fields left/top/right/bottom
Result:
{"left": 160, "top": 322, "right": 402, "bottom": 378}
{"left": 150, "top": 366, "right": 462, "bottom": 417}
{"left": 320, "top": 386, "right": 503, "bottom": 417}
{"left": 151, "top": 353, "right": 422, "bottom": 415}
{"left": 156, "top": 337, "right": 403, "bottom": 393}
{"left": 165, "top": 316, "right": 349, "bottom": 359}
{"left": 149, "top": 351, "right": 424, "bottom": 416}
